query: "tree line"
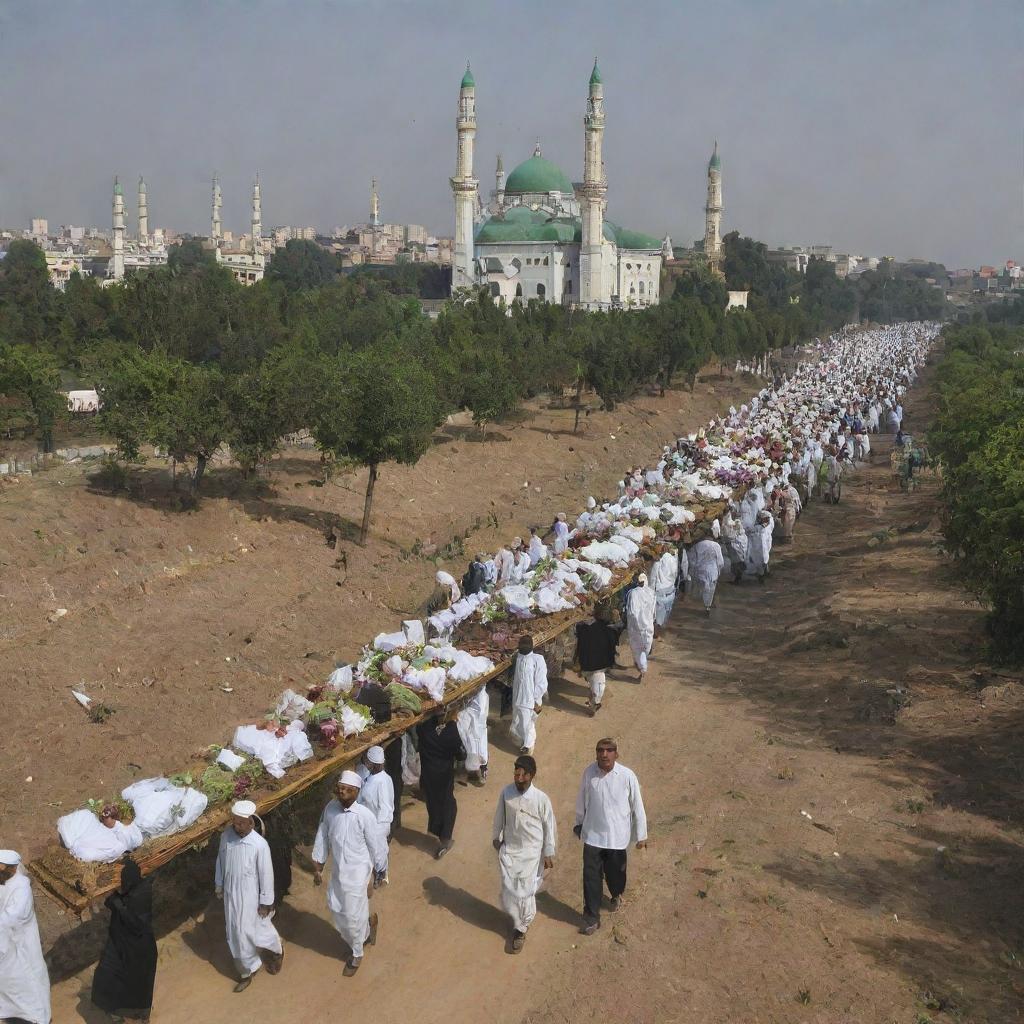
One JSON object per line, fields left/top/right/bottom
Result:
{"left": 0, "top": 233, "right": 946, "bottom": 541}
{"left": 930, "top": 298, "right": 1024, "bottom": 663}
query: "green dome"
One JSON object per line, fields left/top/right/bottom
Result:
{"left": 708, "top": 142, "right": 721, "bottom": 172}
{"left": 461, "top": 63, "right": 475, "bottom": 89}
{"left": 605, "top": 221, "right": 663, "bottom": 251}
{"left": 476, "top": 207, "right": 578, "bottom": 244}
{"left": 504, "top": 154, "right": 575, "bottom": 196}
{"left": 590, "top": 60, "right": 602, "bottom": 86}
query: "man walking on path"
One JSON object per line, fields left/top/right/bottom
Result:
{"left": 625, "top": 573, "right": 657, "bottom": 680}
{"left": 575, "top": 608, "right": 620, "bottom": 714}
{"left": 491, "top": 755, "right": 557, "bottom": 953}
{"left": 510, "top": 635, "right": 548, "bottom": 754}
{"left": 691, "top": 530, "right": 726, "bottom": 615}
{"left": 215, "top": 801, "right": 284, "bottom": 992}
{"left": 312, "top": 771, "right": 387, "bottom": 976}
{"left": 0, "top": 850, "right": 51, "bottom": 1024}
{"left": 357, "top": 746, "right": 395, "bottom": 887}
{"left": 574, "top": 739, "right": 648, "bottom": 936}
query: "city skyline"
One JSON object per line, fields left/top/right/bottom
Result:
{"left": 0, "top": 0, "right": 1020, "bottom": 267}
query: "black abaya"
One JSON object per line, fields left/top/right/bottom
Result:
{"left": 91, "top": 864, "right": 157, "bottom": 1020}
{"left": 416, "top": 720, "right": 465, "bottom": 841}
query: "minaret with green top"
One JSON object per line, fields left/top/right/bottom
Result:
{"left": 451, "top": 62, "right": 479, "bottom": 293}
{"left": 580, "top": 58, "right": 607, "bottom": 308}
{"left": 111, "top": 176, "right": 125, "bottom": 280}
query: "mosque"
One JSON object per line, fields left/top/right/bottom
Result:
{"left": 450, "top": 61, "right": 725, "bottom": 309}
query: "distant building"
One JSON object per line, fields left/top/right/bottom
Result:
{"left": 30, "top": 218, "right": 48, "bottom": 240}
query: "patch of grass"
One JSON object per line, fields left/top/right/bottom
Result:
{"left": 896, "top": 797, "right": 928, "bottom": 814}
{"left": 797, "top": 988, "right": 811, "bottom": 1005}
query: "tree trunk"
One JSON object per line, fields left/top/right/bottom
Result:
{"left": 359, "top": 462, "right": 378, "bottom": 546}
{"left": 190, "top": 453, "right": 208, "bottom": 497}
{"left": 572, "top": 378, "right": 584, "bottom": 433}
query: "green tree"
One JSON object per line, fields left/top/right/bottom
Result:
{"left": 0, "top": 239, "right": 60, "bottom": 350}
{"left": 167, "top": 239, "right": 216, "bottom": 274}
{"left": 311, "top": 341, "right": 445, "bottom": 544}
{"left": 266, "top": 239, "right": 338, "bottom": 291}
{"left": 0, "top": 343, "right": 63, "bottom": 451}
{"left": 94, "top": 347, "right": 228, "bottom": 497}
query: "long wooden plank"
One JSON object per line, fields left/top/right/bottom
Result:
{"left": 28, "top": 568, "right": 640, "bottom": 913}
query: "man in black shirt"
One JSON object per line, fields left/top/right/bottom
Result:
{"left": 575, "top": 608, "right": 620, "bottom": 715}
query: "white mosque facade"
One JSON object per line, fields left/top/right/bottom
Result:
{"left": 451, "top": 62, "right": 668, "bottom": 310}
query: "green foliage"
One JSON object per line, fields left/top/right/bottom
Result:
{"left": 92, "top": 346, "right": 229, "bottom": 497}
{"left": 266, "top": 239, "right": 338, "bottom": 291}
{"left": 931, "top": 322, "right": 1024, "bottom": 661}
{"left": 0, "top": 342, "right": 63, "bottom": 450}
{"left": 0, "top": 239, "right": 59, "bottom": 349}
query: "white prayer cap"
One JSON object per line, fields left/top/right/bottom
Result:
{"left": 587, "top": 496, "right": 597, "bottom": 509}
{"left": 557, "top": 512, "right": 567, "bottom": 521}
{"left": 637, "top": 573, "right": 648, "bottom": 584}
{"left": 366, "top": 745, "right": 386, "bottom": 765}
{"left": 0, "top": 850, "right": 21, "bottom": 865}
{"left": 436, "top": 570, "right": 456, "bottom": 586}
{"left": 231, "top": 800, "right": 257, "bottom": 818}
{"left": 339, "top": 769, "right": 363, "bottom": 789}
{"left": 712, "top": 519, "right": 721, "bottom": 539}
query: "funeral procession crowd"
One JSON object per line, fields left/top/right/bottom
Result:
{"left": 1, "top": 321, "right": 937, "bottom": 1023}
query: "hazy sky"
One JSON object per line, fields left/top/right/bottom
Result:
{"left": 1, "top": 0, "right": 1020, "bottom": 267}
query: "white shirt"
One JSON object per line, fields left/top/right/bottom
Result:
{"left": 575, "top": 761, "right": 648, "bottom": 850}
{"left": 512, "top": 651, "right": 548, "bottom": 709}
{"left": 495, "top": 547, "right": 515, "bottom": 585}
{"left": 312, "top": 801, "right": 387, "bottom": 909}
{"left": 691, "top": 538, "right": 725, "bottom": 581}
{"left": 0, "top": 871, "right": 51, "bottom": 1024}
{"left": 357, "top": 771, "right": 395, "bottom": 831}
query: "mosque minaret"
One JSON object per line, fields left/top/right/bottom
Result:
{"left": 211, "top": 175, "right": 222, "bottom": 243}
{"left": 251, "top": 175, "right": 262, "bottom": 255}
{"left": 704, "top": 141, "right": 723, "bottom": 273}
{"left": 110, "top": 177, "right": 125, "bottom": 281}
{"left": 137, "top": 176, "right": 149, "bottom": 245}
{"left": 450, "top": 62, "right": 478, "bottom": 292}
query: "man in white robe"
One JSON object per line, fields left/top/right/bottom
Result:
{"left": 550, "top": 513, "right": 570, "bottom": 555}
{"left": 0, "top": 850, "right": 50, "bottom": 1024}
{"left": 457, "top": 683, "right": 490, "bottom": 784}
{"left": 510, "top": 635, "right": 548, "bottom": 754}
{"left": 492, "top": 755, "right": 557, "bottom": 952}
{"left": 313, "top": 771, "right": 387, "bottom": 977}
{"left": 625, "top": 573, "right": 657, "bottom": 679}
{"left": 527, "top": 528, "right": 548, "bottom": 567}
{"left": 494, "top": 544, "right": 515, "bottom": 587}
{"left": 747, "top": 511, "right": 775, "bottom": 582}
{"left": 691, "top": 535, "right": 725, "bottom": 614}
{"left": 648, "top": 551, "right": 678, "bottom": 630}
{"left": 215, "top": 801, "right": 284, "bottom": 991}
{"left": 357, "top": 746, "right": 395, "bottom": 886}
{"left": 720, "top": 508, "right": 748, "bottom": 584}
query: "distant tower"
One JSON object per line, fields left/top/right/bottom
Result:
{"left": 251, "top": 175, "right": 262, "bottom": 255}
{"left": 110, "top": 177, "right": 125, "bottom": 280}
{"left": 494, "top": 153, "right": 505, "bottom": 208}
{"left": 579, "top": 59, "right": 607, "bottom": 309}
{"left": 662, "top": 234, "right": 673, "bottom": 261}
{"left": 704, "top": 141, "right": 723, "bottom": 273}
{"left": 137, "top": 176, "right": 149, "bottom": 245}
{"left": 211, "top": 175, "right": 222, "bottom": 242}
{"left": 450, "top": 62, "right": 478, "bottom": 293}
{"left": 370, "top": 177, "right": 380, "bottom": 227}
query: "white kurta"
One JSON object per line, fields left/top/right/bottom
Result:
{"left": 510, "top": 652, "right": 548, "bottom": 750}
{"left": 691, "top": 539, "right": 725, "bottom": 608}
{"left": 626, "top": 585, "right": 657, "bottom": 672}
{"left": 215, "top": 829, "right": 282, "bottom": 977}
{"left": 312, "top": 802, "right": 387, "bottom": 959}
{"left": 357, "top": 771, "right": 395, "bottom": 872}
{"left": 492, "top": 783, "right": 557, "bottom": 933}
{"left": 0, "top": 871, "right": 50, "bottom": 1024}
{"left": 495, "top": 548, "right": 515, "bottom": 586}
{"left": 528, "top": 537, "right": 547, "bottom": 566}
{"left": 648, "top": 552, "right": 678, "bottom": 626}
{"left": 747, "top": 519, "right": 775, "bottom": 574}
{"left": 552, "top": 521, "right": 570, "bottom": 555}
{"left": 457, "top": 684, "right": 490, "bottom": 771}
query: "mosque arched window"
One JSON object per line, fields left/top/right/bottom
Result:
{"left": 537, "top": 283, "right": 546, "bottom": 299}
{"left": 639, "top": 281, "right": 645, "bottom": 295}
{"left": 543, "top": 256, "right": 549, "bottom": 266}
{"left": 489, "top": 283, "right": 500, "bottom": 297}
{"left": 515, "top": 283, "right": 523, "bottom": 298}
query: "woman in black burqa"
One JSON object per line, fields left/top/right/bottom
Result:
{"left": 91, "top": 857, "right": 158, "bottom": 1022}
{"left": 416, "top": 713, "right": 465, "bottom": 860}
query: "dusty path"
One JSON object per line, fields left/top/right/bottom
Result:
{"left": 47, "top": 360, "right": 1024, "bottom": 1023}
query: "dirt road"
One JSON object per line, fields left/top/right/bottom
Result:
{"left": 45, "top": 363, "right": 1024, "bottom": 1023}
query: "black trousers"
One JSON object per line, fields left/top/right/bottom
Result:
{"left": 384, "top": 738, "right": 404, "bottom": 830}
{"left": 582, "top": 843, "right": 628, "bottom": 924}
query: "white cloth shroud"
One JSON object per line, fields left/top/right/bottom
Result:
{"left": 120, "top": 777, "right": 209, "bottom": 839}
{"left": 232, "top": 722, "right": 314, "bottom": 779}
{"left": 57, "top": 809, "right": 144, "bottom": 863}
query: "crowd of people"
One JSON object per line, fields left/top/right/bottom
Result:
{"left": 1, "top": 322, "right": 937, "bottom": 1023}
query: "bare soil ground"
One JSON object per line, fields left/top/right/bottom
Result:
{"left": 18, "top": 362, "right": 1024, "bottom": 1024}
